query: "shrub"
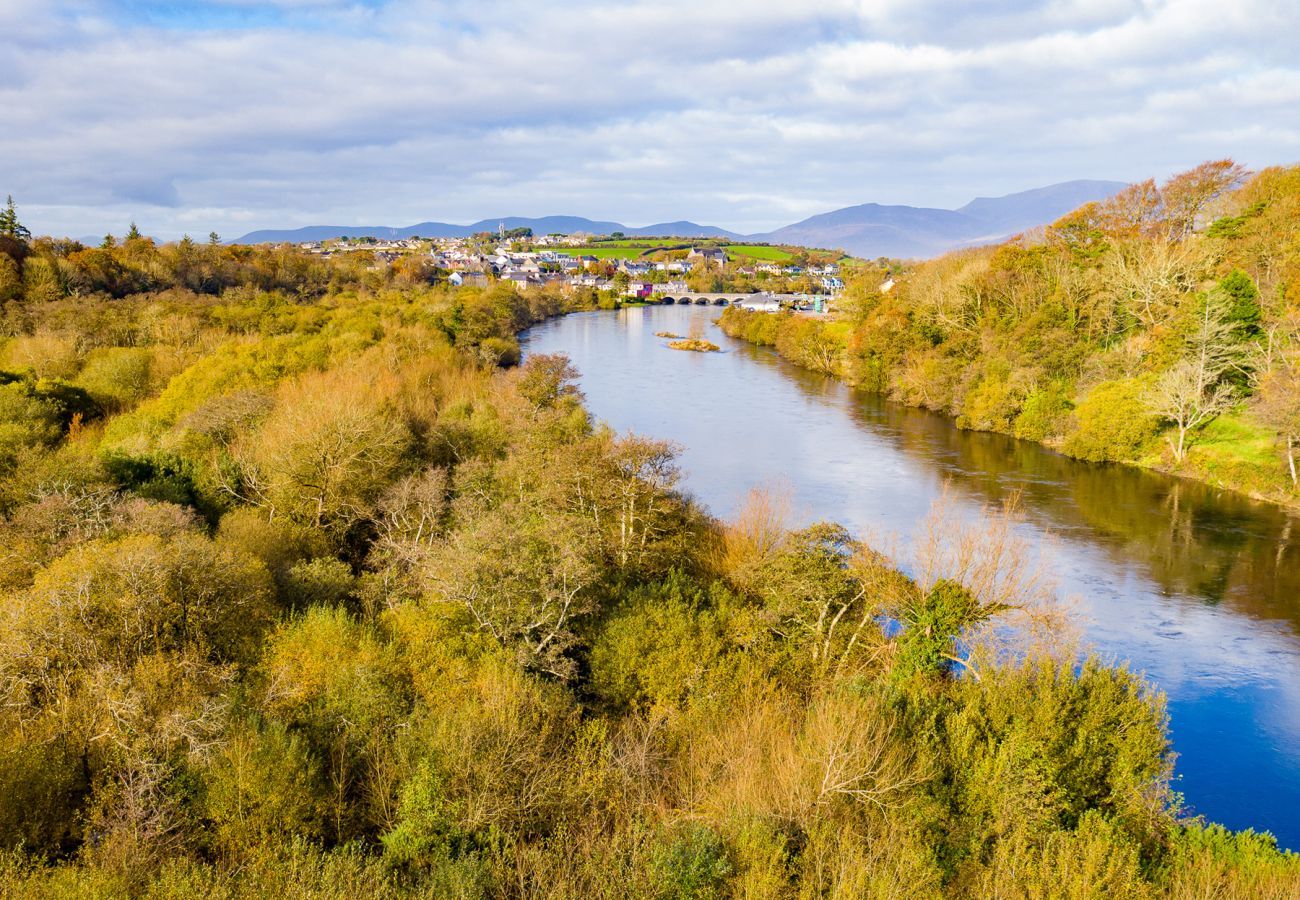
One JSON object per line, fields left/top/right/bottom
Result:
{"left": 1014, "top": 381, "right": 1074, "bottom": 442}
{"left": 649, "top": 823, "right": 733, "bottom": 900}
{"left": 589, "top": 576, "right": 725, "bottom": 710}
{"left": 1062, "top": 378, "right": 1159, "bottom": 462}
{"left": 75, "top": 347, "right": 154, "bottom": 413}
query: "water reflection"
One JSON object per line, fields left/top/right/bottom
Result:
{"left": 522, "top": 305, "right": 1300, "bottom": 847}
{"left": 757, "top": 343, "right": 1300, "bottom": 632}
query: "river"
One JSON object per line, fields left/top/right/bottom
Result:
{"left": 521, "top": 304, "right": 1300, "bottom": 849}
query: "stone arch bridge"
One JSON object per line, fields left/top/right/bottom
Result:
{"left": 655, "top": 293, "right": 765, "bottom": 307}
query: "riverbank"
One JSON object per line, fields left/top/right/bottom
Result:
{"left": 717, "top": 306, "right": 1300, "bottom": 513}
{"left": 523, "top": 304, "right": 1300, "bottom": 854}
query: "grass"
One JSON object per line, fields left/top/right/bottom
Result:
{"left": 555, "top": 241, "right": 840, "bottom": 264}
{"left": 557, "top": 247, "right": 651, "bottom": 260}
{"left": 1194, "top": 413, "right": 1280, "bottom": 467}
{"left": 724, "top": 244, "right": 795, "bottom": 262}
{"left": 1159, "top": 411, "right": 1297, "bottom": 502}
{"left": 587, "top": 239, "right": 686, "bottom": 248}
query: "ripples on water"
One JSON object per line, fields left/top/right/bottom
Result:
{"left": 522, "top": 305, "right": 1300, "bottom": 848}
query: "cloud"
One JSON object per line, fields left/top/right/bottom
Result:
{"left": 4, "top": 0, "right": 1297, "bottom": 238}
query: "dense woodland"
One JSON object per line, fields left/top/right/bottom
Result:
{"left": 721, "top": 162, "right": 1300, "bottom": 506}
{"left": 0, "top": 200, "right": 1297, "bottom": 897}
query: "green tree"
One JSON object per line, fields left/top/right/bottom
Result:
{"left": 422, "top": 495, "right": 600, "bottom": 681}
{"left": 0, "top": 196, "right": 30, "bottom": 242}
{"left": 894, "top": 579, "right": 1011, "bottom": 681}
{"left": 203, "top": 721, "right": 326, "bottom": 857}
{"left": 1217, "top": 269, "right": 1263, "bottom": 337}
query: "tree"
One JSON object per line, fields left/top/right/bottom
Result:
{"left": 1256, "top": 360, "right": 1300, "bottom": 488}
{"left": 1217, "top": 269, "right": 1262, "bottom": 338}
{"left": 126, "top": 222, "right": 142, "bottom": 241}
{"left": 1161, "top": 159, "right": 1248, "bottom": 240}
{"left": 1101, "top": 238, "right": 1200, "bottom": 328}
{"left": 227, "top": 372, "right": 416, "bottom": 542}
{"left": 514, "top": 353, "right": 583, "bottom": 414}
{"left": 1046, "top": 202, "right": 1108, "bottom": 259}
{"left": 1097, "top": 179, "right": 1163, "bottom": 239}
{"left": 208, "top": 231, "right": 221, "bottom": 246}
{"left": 0, "top": 254, "right": 21, "bottom": 304}
{"left": 894, "top": 579, "right": 1014, "bottom": 681}
{"left": 0, "top": 196, "right": 30, "bottom": 242}
{"left": 752, "top": 522, "right": 876, "bottom": 670}
{"left": 1149, "top": 361, "right": 1234, "bottom": 462}
{"left": 422, "top": 498, "right": 601, "bottom": 681}
{"left": 1148, "top": 290, "right": 1245, "bottom": 462}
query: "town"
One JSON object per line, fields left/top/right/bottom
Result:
{"left": 288, "top": 227, "right": 848, "bottom": 308}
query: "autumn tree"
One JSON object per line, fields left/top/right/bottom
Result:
{"left": 1256, "top": 359, "right": 1300, "bottom": 488}
{"left": 1096, "top": 178, "right": 1163, "bottom": 239}
{"left": 1101, "top": 237, "right": 1200, "bottom": 328}
{"left": 225, "top": 369, "right": 416, "bottom": 543}
{"left": 1161, "top": 159, "right": 1248, "bottom": 240}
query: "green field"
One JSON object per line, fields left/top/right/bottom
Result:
{"left": 586, "top": 239, "right": 685, "bottom": 248}
{"left": 558, "top": 241, "right": 799, "bottom": 263}
{"left": 723, "top": 244, "right": 795, "bottom": 261}
{"left": 556, "top": 246, "right": 655, "bottom": 260}
{"left": 553, "top": 241, "right": 841, "bottom": 263}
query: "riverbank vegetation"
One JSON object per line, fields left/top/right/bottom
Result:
{"left": 719, "top": 161, "right": 1300, "bottom": 507}
{"left": 0, "top": 210, "right": 1296, "bottom": 896}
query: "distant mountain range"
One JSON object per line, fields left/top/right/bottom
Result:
{"left": 233, "top": 217, "right": 742, "bottom": 245}
{"left": 231, "top": 180, "right": 1127, "bottom": 259}
{"left": 758, "top": 180, "right": 1127, "bottom": 258}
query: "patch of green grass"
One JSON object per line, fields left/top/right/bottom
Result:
{"left": 557, "top": 247, "right": 652, "bottom": 260}
{"left": 724, "top": 244, "right": 795, "bottom": 262}
{"left": 1179, "top": 411, "right": 1294, "bottom": 498}
{"left": 1194, "top": 413, "right": 1278, "bottom": 466}
{"left": 589, "top": 239, "right": 686, "bottom": 248}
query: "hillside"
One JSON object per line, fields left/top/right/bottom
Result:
{"left": 719, "top": 161, "right": 1300, "bottom": 511}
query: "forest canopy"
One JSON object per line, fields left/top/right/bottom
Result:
{"left": 0, "top": 197, "right": 1295, "bottom": 897}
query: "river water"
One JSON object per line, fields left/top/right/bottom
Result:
{"left": 521, "top": 304, "right": 1300, "bottom": 848}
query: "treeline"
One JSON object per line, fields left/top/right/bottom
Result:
{"left": 0, "top": 209, "right": 452, "bottom": 304}
{"left": 720, "top": 161, "right": 1300, "bottom": 505}
{"left": 0, "top": 214, "right": 1295, "bottom": 896}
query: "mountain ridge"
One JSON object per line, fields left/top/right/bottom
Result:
{"left": 231, "top": 179, "right": 1127, "bottom": 258}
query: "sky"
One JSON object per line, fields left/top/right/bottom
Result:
{"left": 4, "top": 0, "right": 1299, "bottom": 240}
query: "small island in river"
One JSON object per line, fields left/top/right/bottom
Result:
{"left": 654, "top": 331, "right": 683, "bottom": 338}
{"left": 667, "top": 338, "right": 720, "bottom": 352}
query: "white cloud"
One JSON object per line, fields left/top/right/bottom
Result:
{"left": 3, "top": 0, "right": 1297, "bottom": 238}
